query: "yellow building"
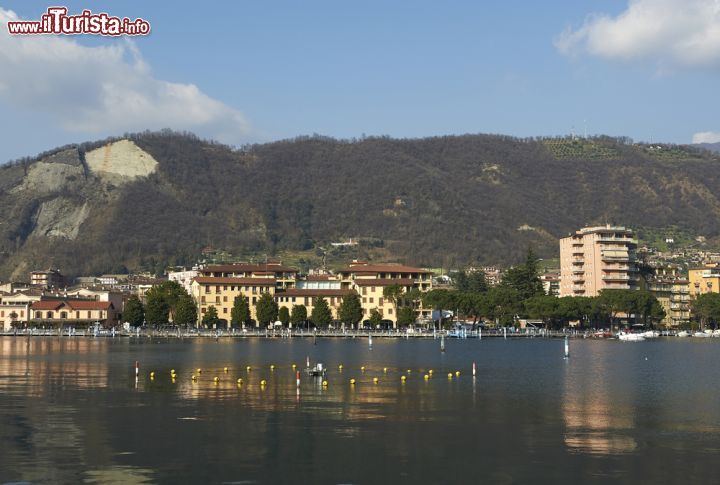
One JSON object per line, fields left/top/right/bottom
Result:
{"left": 688, "top": 264, "right": 720, "bottom": 297}
{"left": 559, "top": 225, "right": 638, "bottom": 297}
{"left": 337, "top": 261, "right": 433, "bottom": 323}
{"left": 190, "top": 261, "right": 434, "bottom": 328}
{"left": 31, "top": 299, "right": 118, "bottom": 327}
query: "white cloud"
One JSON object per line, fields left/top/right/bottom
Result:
{"left": 555, "top": 0, "right": 720, "bottom": 67}
{"left": 0, "top": 7, "right": 251, "bottom": 143}
{"left": 692, "top": 131, "right": 720, "bottom": 143}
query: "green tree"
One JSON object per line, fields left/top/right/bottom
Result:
{"left": 523, "top": 295, "right": 559, "bottom": 327}
{"left": 202, "top": 306, "right": 221, "bottom": 328}
{"left": 144, "top": 281, "right": 193, "bottom": 324}
{"left": 290, "top": 304, "right": 307, "bottom": 327}
{"left": 396, "top": 306, "right": 416, "bottom": 326}
{"left": 123, "top": 295, "right": 145, "bottom": 327}
{"left": 310, "top": 297, "right": 333, "bottom": 327}
{"left": 338, "top": 293, "right": 363, "bottom": 327}
{"left": 691, "top": 293, "right": 720, "bottom": 330}
{"left": 145, "top": 293, "right": 170, "bottom": 325}
{"left": 368, "top": 308, "right": 383, "bottom": 328}
{"left": 501, "top": 249, "right": 544, "bottom": 300}
{"left": 278, "top": 306, "right": 290, "bottom": 326}
{"left": 174, "top": 295, "right": 197, "bottom": 326}
{"left": 256, "top": 293, "right": 279, "bottom": 327}
{"left": 230, "top": 295, "right": 251, "bottom": 328}
{"left": 485, "top": 286, "right": 521, "bottom": 326}
{"left": 453, "top": 271, "right": 469, "bottom": 292}
{"left": 467, "top": 270, "right": 488, "bottom": 293}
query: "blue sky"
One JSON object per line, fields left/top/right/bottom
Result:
{"left": 1, "top": 0, "right": 719, "bottom": 162}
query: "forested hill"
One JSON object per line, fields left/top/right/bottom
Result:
{"left": 1, "top": 131, "right": 719, "bottom": 280}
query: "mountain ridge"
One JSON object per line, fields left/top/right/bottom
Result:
{"left": 1, "top": 131, "right": 719, "bottom": 280}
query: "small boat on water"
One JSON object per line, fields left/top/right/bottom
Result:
{"left": 641, "top": 330, "right": 660, "bottom": 339}
{"left": 593, "top": 331, "right": 612, "bottom": 338}
{"left": 305, "top": 363, "right": 327, "bottom": 377}
{"left": 693, "top": 331, "right": 713, "bottom": 338}
{"left": 677, "top": 331, "right": 689, "bottom": 338}
{"left": 617, "top": 331, "right": 646, "bottom": 342}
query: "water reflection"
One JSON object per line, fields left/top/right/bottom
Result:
{"left": 562, "top": 343, "right": 637, "bottom": 455}
{"left": 0, "top": 337, "right": 109, "bottom": 395}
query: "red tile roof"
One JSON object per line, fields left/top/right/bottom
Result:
{"left": 340, "top": 263, "right": 431, "bottom": 274}
{"left": 353, "top": 278, "right": 416, "bottom": 286}
{"left": 276, "top": 289, "right": 355, "bottom": 297}
{"left": 32, "top": 300, "right": 113, "bottom": 311}
{"left": 305, "top": 274, "right": 336, "bottom": 281}
{"left": 202, "top": 263, "right": 297, "bottom": 274}
{"left": 193, "top": 277, "right": 277, "bottom": 286}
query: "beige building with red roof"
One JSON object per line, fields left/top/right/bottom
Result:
{"left": 30, "top": 299, "right": 118, "bottom": 327}
{"left": 190, "top": 260, "right": 434, "bottom": 328}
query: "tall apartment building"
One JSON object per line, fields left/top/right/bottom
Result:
{"left": 559, "top": 225, "right": 638, "bottom": 297}
{"left": 648, "top": 265, "right": 690, "bottom": 327}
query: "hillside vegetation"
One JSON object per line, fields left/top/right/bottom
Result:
{"left": 0, "top": 131, "right": 719, "bottom": 279}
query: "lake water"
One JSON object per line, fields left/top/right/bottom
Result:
{"left": 0, "top": 336, "right": 719, "bottom": 484}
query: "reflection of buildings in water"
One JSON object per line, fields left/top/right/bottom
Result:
{"left": 166, "top": 365, "right": 446, "bottom": 423}
{"left": 0, "top": 337, "right": 110, "bottom": 396}
{"left": 562, "top": 345, "right": 637, "bottom": 455}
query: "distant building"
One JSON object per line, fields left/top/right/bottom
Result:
{"left": 559, "top": 225, "right": 639, "bottom": 297}
{"left": 30, "top": 269, "right": 65, "bottom": 289}
{"left": 168, "top": 267, "right": 200, "bottom": 295}
{"left": 540, "top": 272, "right": 560, "bottom": 297}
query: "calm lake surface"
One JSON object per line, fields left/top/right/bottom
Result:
{"left": 0, "top": 336, "right": 719, "bottom": 484}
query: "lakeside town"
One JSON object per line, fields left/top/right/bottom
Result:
{"left": 3, "top": 224, "right": 720, "bottom": 335}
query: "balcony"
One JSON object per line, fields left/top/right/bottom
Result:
{"left": 572, "top": 285, "right": 586, "bottom": 293}
{"left": 572, "top": 268, "right": 584, "bottom": 274}
{"left": 602, "top": 275, "right": 632, "bottom": 281}
{"left": 601, "top": 255, "right": 632, "bottom": 262}
{"left": 598, "top": 236, "right": 638, "bottom": 245}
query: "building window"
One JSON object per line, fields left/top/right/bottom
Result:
{"left": 223, "top": 296, "right": 228, "bottom": 302}
{"left": 47, "top": 311, "right": 54, "bottom": 319}
{"left": 369, "top": 298, "right": 374, "bottom": 304}
{"left": 362, "top": 287, "right": 367, "bottom": 295}
{"left": 215, "top": 296, "right": 220, "bottom": 304}
{"left": 60, "top": 312, "right": 67, "bottom": 319}
{"left": 379, "top": 298, "right": 384, "bottom": 306}
{"left": 389, "top": 308, "right": 393, "bottom": 314}
{"left": 205, "top": 286, "right": 210, "bottom": 294}
{"left": 201, "top": 307, "right": 206, "bottom": 313}
{"left": 223, "top": 308, "right": 228, "bottom": 314}
{"left": 76, "top": 312, "right": 80, "bottom": 318}
{"left": 36, "top": 311, "right": 42, "bottom": 318}
{"left": 87, "top": 311, "right": 92, "bottom": 318}
{"left": 201, "top": 296, "right": 206, "bottom": 304}
{"left": 363, "top": 298, "right": 367, "bottom": 304}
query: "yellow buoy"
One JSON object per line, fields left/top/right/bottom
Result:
{"left": 428, "top": 369, "right": 433, "bottom": 375}
{"left": 338, "top": 364, "right": 343, "bottom": 370}
{"left": 260, "top": 379, "right": 267, "bottom": 386}
{"left": 448, "top": 373, "right": 453, "bottom": 379}
{"left": 322, "top": 380, "right": 328, "bottom": 387}
{"left": 247, "top": 366, "right": 252, "bottom": 371}
{"left": 270, "top": 365, "right": 275, "bottom": 371}
{"left": 292, "top": 364, "right": 297, "bottom": 369}
{"left": 401, "top": 375, "right": 407, "bottom": 382}
{"left": 383, "top": 367, "right": 388, "bottom": 373}
{"left": 237, "top": 378, "right": 243, "bottom": 384}
{"left": 224, "top": 367, "right": 228, "bottom": 373}
{"left": 213, "top": 376, "right": 219, "bottom": 383}
{"left": 373, "top": 377, "right": 379, "bottom": 384}
{"left": 197, "top": 368, "right": 202, "bottom": 374}
{"left": 361, "top": 366, "right": 365, "bottom": 372}
{"left": 149, "top": 371, "right": 155, "bottom": 378}
{"left": 424, "top": 374, "right": 429, "bottom": 380}
{"left": 407, "top": 369, "right": 412, "bottom": 373}
{"left": 350, "top": 378, "right": 356, "bottom": 385}
{"left": 171, "top": 369, "right": 175, "bottom": 374}
{"left": 455, "top": 371, "right": 461, "bottom": 377}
